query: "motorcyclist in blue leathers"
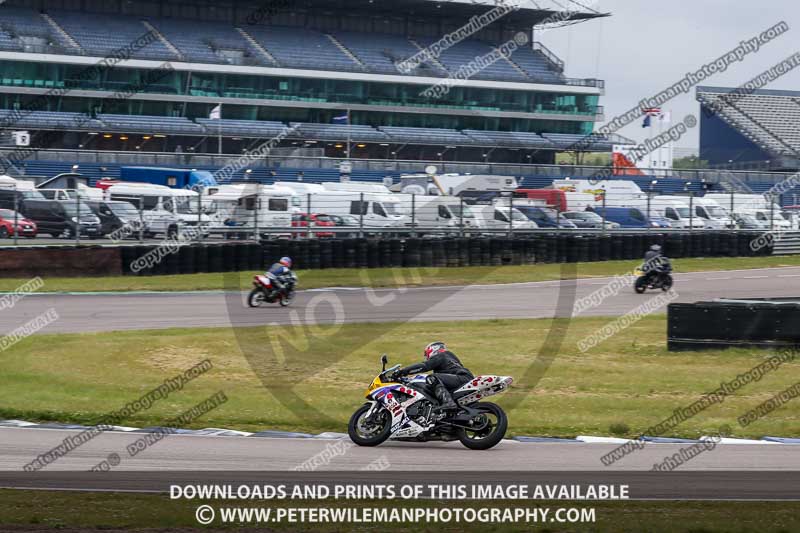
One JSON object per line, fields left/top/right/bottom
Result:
{"left": 266, "top": 256, "right": 295, "bottom": 295}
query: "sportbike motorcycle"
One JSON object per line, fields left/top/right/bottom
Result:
{"left": 634, "top": 264, "right": 673, "bottom": 293}
{"left": 247, "top": 272, "right": 297, "bottom": 307}
{"left": 348, "top": 354, "right": 512, "bottom": 450}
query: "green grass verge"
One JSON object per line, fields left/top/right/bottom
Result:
{"left": 2, "top": 490, "right": 800, "bottom": 531}
{"left": 1, "top": 255, "right": 799, "bottom": 293}
{"left": 1, "top": 316, "right": 798, "bottom": 439}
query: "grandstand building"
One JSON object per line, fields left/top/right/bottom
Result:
{"left": 697, "top": 86, "right": 800, "bottom": 172}
{"left": 0, "top": 0, "right": 617, "bottom": 172}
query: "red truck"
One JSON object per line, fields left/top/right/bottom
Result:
{"left": 514, "top": 189, "right": 567, "bottom": 211}
{"left": 514, "top": 188, "right": 595, "bottom": 212}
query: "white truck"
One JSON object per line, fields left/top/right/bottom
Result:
{"left": 702, "top": 193, "right": 789, "bottom": 229}
{"left": 741, "top": 208, "right": 791, "bottom": 230}
{"left": 431, "top": 173, "right": 519, "bottom": 197}
{"left": 276, "top": 181, "right": 409, "bottom": 228}
{"left": 106, "top": 182, "right": 186, "bottom": 238}
{"left": 651, "top": 196, "right": 705, "bottom": 229}
{"left": 552, "top": 178, "right": 646, "bottom": 204}
{"left": 473, "top": 204, "right": 538, "bottom": 232}
{"left": 403, "top": 194, "right": 484, "bottom": 233}
{"left": 692, "top": 197, "right": 735, "bottom": 229}
{"left": 203, "top": 183, "right": 294, "bottom": 237}
{"left": 273, "top": 182, "right": 324, "bottom": 212}
{"left": 37, "top": 183, "right": 104, "bottom": 202}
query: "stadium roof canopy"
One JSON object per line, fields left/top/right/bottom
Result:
{"left": 696, "top": 85, "right": 800, "bottom": 163}
{"left": 182, "top": 0, "right": 608, "bottom": 28}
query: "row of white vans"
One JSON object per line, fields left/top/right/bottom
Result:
{"left": 4, "top": 175, "right": 793, "bottom": 235}
{"left": 99, "top": 179, "right": 794, "bottom": 234}
{"left": 549, "top": 179, "right": 792, "bottom": 231}
{"left": 90, "top": 180, "right": 543, "bottom": 234}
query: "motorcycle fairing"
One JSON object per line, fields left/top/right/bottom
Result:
{"left": 369, "top": 383, "right": 432, "bottom": 438}
{"left": 454, "top": 375, "right": 513, "bottom": 405}
{"left": 254, "top": 275, "right": 272, "bottom": 288}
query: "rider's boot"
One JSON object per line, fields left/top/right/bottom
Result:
{"left": 433, "top": 382, "right": 457, "bottom": 412}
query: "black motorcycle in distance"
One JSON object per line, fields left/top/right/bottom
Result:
{"left": 634, "top": 263, "right": 673, "bottom": 293}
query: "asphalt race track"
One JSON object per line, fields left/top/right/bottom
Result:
{"left": 3, "top": 427, "right": 800, "bottom": 498}
{"left": 1, "top": 427, "right": 799, "bottom": 473}
{"left": 2, "top": 266, "right": 800, "bottom": 334}
{"left": 3, "top": 267, "right": 800, "bottom": 494}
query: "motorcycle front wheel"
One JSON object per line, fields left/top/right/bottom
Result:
{"left": 348, "top": 403, "right": 392, "bottom": 446}
{"left": 247, "top": 288, "right": 266, "bottom": 308}
{"left": 458, "top": 402, "right": 508, "bottom": 450}
{"left": 279, "top": 290, "right": 294, "bottom": 307}
{"left": 634, "top": 276, "right": 648, "bottom": 294}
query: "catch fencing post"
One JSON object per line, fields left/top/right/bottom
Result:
{"left": 75, "top": 192, "right": 80, "bottom": 246}
{"left": 730, "top": 190, "right": 735, "bottom": 230}
{"left": 509, "top": 194, "right": 515, "bottom": 237}
{"left": 359, "top": 192, "right": 364, "bottom": 238}
{"left": 601, "top": 190, "right": 607, "bottom": 236}
{"left": 306, "top": 193, "right": 312, "bottom": 239}
{"left": 12, "top": 184, "right": 18, "bottom": 246}
{"left": 197, "top": 189, "right": 203, "bottom": 242}
{"left": 411, "top": 193, "right": 416, "bottom": 237}
{"left": 689, "top": 192, "right": 694, "bottom": 231}
{"left": 770, "top": 194, "right": 775, "bottom": 231}
{"left": 460, "top": 195, "right": 465, "bottom": 238}
{"left": 254, "top": 197, "right": 261, "bottom": 243}
{"left": 138, "top": 197, "right": 144, "bottom": 243}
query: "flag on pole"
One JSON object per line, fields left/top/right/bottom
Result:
{"left": 642, "top": 107, "right": 661, "bottom": 127}
{"left": 332, "top": 114, "right": 349, "bottom": 124}
{"left": 209, "top": 104, "right": 221, "bottom": 120}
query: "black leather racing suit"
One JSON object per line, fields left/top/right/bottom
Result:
{"left": 642, "top": 252, "right": 671, "bottom": 284}
{"left": 395, "top": 350, "right": 474, "bottom": 409}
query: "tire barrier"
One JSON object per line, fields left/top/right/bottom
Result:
{"left": 0, "top": 246, "right": 123, "bottom": 278}
{"left": 668, "top": 298, "right": 800, "bottom": 351}
{"left": 179, "top": 245, "right": 195, "bottom": 275}
{"left": 104, "top": 231, "right": 771, "bottom": 277}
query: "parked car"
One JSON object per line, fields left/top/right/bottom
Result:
{"left": 0, "top": 209, "right": 37, "bottom": 238}
{"left": 87, "top": 200, "right": 147, "bottom": 238}
{"left": 22, "top": 199, "right": 103, "bottom": 238}
{"left": 732, "top": 212, "right": 769, "bottom": 230}
{"left": 561, "top": 211, "right": 620, "bottom": 229}
{"left": 291, "top": 212, "right": 336, "bottom": 238}
{"left": 515, "top": 206, "right": 577, "bottom": 229}
{"left": 319, "top": 213, "right": 359, "bottom": 238}
{"left": 589, "top": 206, "right": 672, "bottom": 229}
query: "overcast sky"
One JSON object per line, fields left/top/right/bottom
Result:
{"left": 537, "top": 0, "right": 800, "bottom": 151}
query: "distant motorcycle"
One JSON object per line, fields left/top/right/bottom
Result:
{"left": 348, "top": 354, "right": 512, "bottom": 450}
{"left": 247, "top": 272, "right": 297, "bottom": 307}
{"left": 634, "top": 265, "right": 673, "bottom": 293}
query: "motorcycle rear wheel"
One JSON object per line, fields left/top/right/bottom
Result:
{"left": 348, "top": 403, "right": 392, "bottom": 446}
{"left": 660, "top": 274, "right": 673, "bottom": 291}
{"left": 457, "top": 402, "right": 508, "bottom": 450}
{"left": 247, "top": 288, "right": 266, "bottom": 308}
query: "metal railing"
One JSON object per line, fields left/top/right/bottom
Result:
{"left": 2, "top": 148, "right": 796, "bottom": 186}
{"left": 532, "top": 42, "right": 565, "bottom": 72}
{"left": 1, "top": 187, "right": 795, "bottom": 248}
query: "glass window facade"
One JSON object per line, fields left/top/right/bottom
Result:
{"left": 0, "top": 60, "right": 597, "bottom": 134}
